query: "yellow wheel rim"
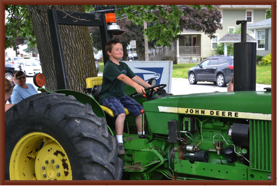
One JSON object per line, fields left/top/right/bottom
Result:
{"left": 10, "top": 132, "right": 73, "bottom": 180}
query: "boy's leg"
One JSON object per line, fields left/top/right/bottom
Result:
{"left": 102, "top": 97, "right": 126, "bottom": 155}
{"left": 135, "top": 114, "right": 142, "bottom": 133}
{"left": 102, "top": 98, "right": 126, "bottom": 140}
{"left": 120, "top": 96, "right": 144, "bottom": 134}
{"left": 115, "top": 113, "right": 125, "bottom": 143}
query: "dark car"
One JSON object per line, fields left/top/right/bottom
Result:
{"left": 188, "top": 56, "right": 234, "bottom": 87}
{"left": 5, "top": 63, "right": 20, "bottom": 79}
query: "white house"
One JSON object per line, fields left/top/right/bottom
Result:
{"left": 247, "top": 18, "right": 271, "bottom": 56}
{"left": 172, "top": 5, "right": 271, "bottom": 63}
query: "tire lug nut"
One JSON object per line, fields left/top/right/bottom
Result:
{"left": 45, "top": 160, "right": 48, "bottom": 164}
{"left": 56, "top": 165, "right": 59, "bottom": 169}
{"left": 42, "top": 166, "right": 45, "bottom": 170}
{"left": 51, "top": 160, "right": 54, "bottom": 163}
{"left": 57, "top": 173, "right": 60, "bottom": 177}
{"left": 43, "top": 174, "right": 46, "bottom": 178}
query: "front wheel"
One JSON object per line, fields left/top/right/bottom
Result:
{"left": 5, "top": 92, "right": 123, "bottom": 180}
{"left": 216, "top": 73, "right": 226, "bottom": 87}
{"left": 188, "top": 72, "right": 197, "bottom": 84}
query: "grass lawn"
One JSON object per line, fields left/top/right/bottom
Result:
{"left": 98, "top": 62, "right": 271, "bottom": 85}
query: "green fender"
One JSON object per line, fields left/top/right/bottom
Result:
{"left": 37, "top": 88, "right": 114, "bottom": 135}
{"left": 54, "top": 89, "right": 105, "bottom": 118}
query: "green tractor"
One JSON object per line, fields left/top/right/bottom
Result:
{"left": 5, "top": 10, "right": 272, "bottom": 181}
{"left": 5, "top": 74, "right": 272, "bottom": 181}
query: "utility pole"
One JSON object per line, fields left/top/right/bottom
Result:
{"left": 143, "top": 21, "right": 149, "bottom": 61}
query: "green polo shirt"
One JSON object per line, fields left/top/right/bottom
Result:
{"left": 98, "top": 60, "right": 136, "bottom": 103}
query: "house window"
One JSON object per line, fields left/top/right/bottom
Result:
{"left": 185, "top": 36, "right": 191, "bottom": 46}
{"left": 211, "top": 35, "right": 218, "bottom": 50}
{"left": 257, "top": 30, "right": 265, "bottom": 49}
{"left": 228, "top": 27, "right": 235, "bottom": 34}
{"left": 185, "top": 36, "right": 191, "bottom": 51}
{"left": 246, "top": 10, "right": 253, "bottom": 23}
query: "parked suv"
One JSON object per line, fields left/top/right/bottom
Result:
{"left": 188, "top": 56, "right": 234, "bottom": 87}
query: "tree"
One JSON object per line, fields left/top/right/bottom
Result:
{"left": 90, "top": 5, "right": 222, "bottom": 60}
{"left": 27, "top": 5, "right": 97, "bottom": 92}
{"left": 6, "top": 5, "right": 97, "bottom": 92}
{"left": 6, "top": 5, "right": 222, "bottom": 91}
{"left": 266, "top": 9, "right": 271, "bottom": 19}
{"left": 89, "top": 19, "right": 156, "bottom": 61}
{"left": 23, "top": 41, "right": 37, "bottom": 56}
{"left": 116, "top": 5, "right": 222, "bottom": 47}
{"left": 5, "top": 5, "right": 35, "bottom": 49}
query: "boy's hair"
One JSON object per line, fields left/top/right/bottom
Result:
{"left": 105, "top": 39, "right": 122, "bottom": 56}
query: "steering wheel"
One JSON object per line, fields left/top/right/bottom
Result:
{"left": 130, "top": 84, "right": 167, "bottom": 100}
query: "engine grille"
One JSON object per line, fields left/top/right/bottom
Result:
{"left": 249, "top": 120, "right": 271, "bottom": 172}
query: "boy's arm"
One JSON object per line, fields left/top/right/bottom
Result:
{"left": 132, "top": 75, "right": 153, "bottom": 88}
{"left": 117, "top": 74, "right": 145, "bottom": 94}
{"left": 132, "top": 75, "right": 159, "bottom": 92}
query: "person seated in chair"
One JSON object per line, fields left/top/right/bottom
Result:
{"left": 11, "top": 71, "right": 38, "bottom": 104}
{"left": 98, "top": 39, "right": 156, "bottom": 156}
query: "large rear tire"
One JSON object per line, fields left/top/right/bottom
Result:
{"left": 5, "top": 92, "right": 123, "bottom": 180}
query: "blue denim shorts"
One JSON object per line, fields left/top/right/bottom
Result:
{"left": 102, "top": 96, "right": 144, "bottom": 117}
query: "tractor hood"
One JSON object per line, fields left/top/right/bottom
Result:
{"left": 144, "top": 91, "right": 271, "bottom": 120}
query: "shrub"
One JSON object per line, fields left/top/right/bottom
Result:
{"left": 256, "top": 55, "right": 263, "bottom": 64}
{"left": 260, "top": 53, "right": 271, "bottom": 65}
{"left": 215, "top": 43, "right": 234, "bottom": 56}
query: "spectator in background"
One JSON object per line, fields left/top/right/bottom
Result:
{"left": 11, "top": 71, "right": 38, "bottom": 104}
{"left": 227, "top": 74, "right": 234, "bottom": 92}
{"left": 5, "top": 79, "right": 14, "bottom": 112}
{"left": 7, "top": 71, "right": 17, "bottom": 103}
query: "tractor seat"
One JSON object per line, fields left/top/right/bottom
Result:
{"left": 100, "top": 105, "right": 130, "bottom": 117}
{"left": 85, "top": 76, "right": 130, "bottom": 117}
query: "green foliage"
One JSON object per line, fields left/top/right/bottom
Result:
{"left": 266, "top": 9, "right": 271, "bottom": 19}
{"left": 234, "top": 25, "right": 241, "bottom": 34}
{"left": 5, "top": 5, "right": 36, "bottom": 49}
{"left": 215, "top": 43, "right": 234, "bottom": 56}
{"left": 260, "top": 53, "right": 271, "bottom": 65}
{"left": 256, "top": 55, "right": 263, "bottom": 64}
{"left": 116, "top": 5, "right": 222, "bottom": 47}
{"left": 23, "top": 41, "right": 36, "bottom": 54}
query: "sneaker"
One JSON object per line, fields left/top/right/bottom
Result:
{"left": 118, "top": 143, "right": 125, "bottom": 155}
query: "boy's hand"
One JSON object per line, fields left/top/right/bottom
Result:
{"left": 153, "top": 87, "right": 159, "bottom": 92}
{"left": 135, "top": 85, "right": 146, "bottom": 94}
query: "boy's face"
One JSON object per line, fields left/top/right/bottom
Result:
{"left": 108, "top": 43, "right": 123, "bottom": 60}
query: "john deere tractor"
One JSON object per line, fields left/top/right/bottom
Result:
{"left": 5, "top": 10, "right": 272, "bottom": 181}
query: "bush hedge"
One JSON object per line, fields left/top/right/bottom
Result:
{"left": 260, "top": 53, "right": 271, "bottom": 65}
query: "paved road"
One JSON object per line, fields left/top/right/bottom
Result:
{"left": 171, "top": 78, "right": 271, "bottom": 95}
{"left": 26, "top": 75, "right": 271, "bottom": 95}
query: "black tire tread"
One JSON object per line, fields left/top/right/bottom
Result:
{"left": 5, "top": 92, "right": 123, "bottom": 180}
